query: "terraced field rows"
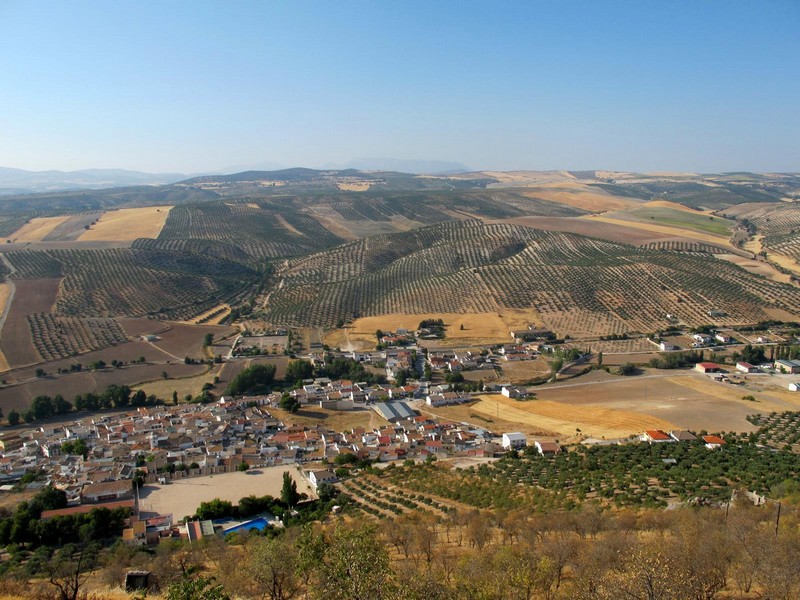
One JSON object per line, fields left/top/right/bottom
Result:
{"left": 27, "top": 313, "right": 129, "bottom": 361}
{"left": 264, "top": 220, "right": 800, "bottom": 335}
{"left": 6, "top": 248, "right": 257, "bottom": 321}
{"left": 158, "top": 200, "right": 343, "bottom": 259}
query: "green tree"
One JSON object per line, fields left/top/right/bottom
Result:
{"left": 167, "top": 576, "right": 230, "bottom": 600}
{"left": 279, "top": 394, "right": 301, "bottom": 414}
{"left": 247, "top": 536, "right": 300, "bottom": 600}
{"left": 203, "top": 333, "right": 214, "bottom": 347}
{"left": 226, "top": 363, "right": 277, "bottom": 395}
{"left": 7, "top": 409, "right": 20, "bottom": 426}
{"left": 238, "top": 461, "right": 249, "bottom": 472}
{"left": 280, "top": 472, "right": 300, "bottom": 508}
{"left": 313, "top": 523, "right": 390, "bottom": 600}
{"left": 286, "top": 359, "right": 313, "bottom": 383}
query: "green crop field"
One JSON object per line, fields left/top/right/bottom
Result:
{"left": 621, "top": 206, "right": 734, "bottom": 236}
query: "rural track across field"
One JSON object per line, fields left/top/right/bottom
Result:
{"left": 0, "top": 253, "right": 17, "bottom": 336}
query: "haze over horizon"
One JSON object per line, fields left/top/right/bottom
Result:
{"left": 1, "top": 1, "right": 798, "bottom": 174}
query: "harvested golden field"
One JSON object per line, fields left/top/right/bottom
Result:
{"left": 5, "top": 220, "right": 53, "bottom": 243}
{"left": 521, "top": 183, "right": 641, "bottom": 212}
{"left": 1, "top": 216, "right": 71, "bottom": 242}
{"left": 337, "top": 182, "right": 372, "bottom": 191}
{"left": 77, "top": 205, "right": 172, "bottom": 241}
{"left": 643, "top": 199, "right": 709, "bottom": 213}
{"left": 470, "top": 393, "right": 677, "bottom": 440}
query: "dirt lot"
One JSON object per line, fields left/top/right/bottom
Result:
{"left": 417, "top": 400, "right": 561, "bottom": 439}
{"left": 0, "top": 278, "right": 61, "bottom": 369}
{"left": 138, "top": 466, "right": 315, "bottom": 521}
{"left": 118, "top": 318, "right": 171, "bottom": 337}
{"left": 271, "top": 405, "right": 385, "bottom": 431}
{"left": 77, "top": 206, "right": 172, "bottom": 241}
{"left": 2, "top": 216, "right": 71, "bottom": 242}
{"left": 469, "top": 392, "right": 676, "bottom": 440}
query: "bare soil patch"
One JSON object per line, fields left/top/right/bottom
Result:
{"left": 118, "top": 318, "right": 171, "bottom": 337}
{"left": 146, "top": 322, "right": 237, "bottom": 361}
{"left": 0, "top": 278, "right": 60, "bottom": 368}
{"left": 77, "top": 206, "right": 172, "bottom": 241}
{"left": 417, "top": 400, "right": 560, "bottom": 439}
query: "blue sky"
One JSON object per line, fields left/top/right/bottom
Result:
{"left": 0, "top": 1, "right": 797, "bottom": 173}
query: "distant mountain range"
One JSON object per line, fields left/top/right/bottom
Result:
{"left": 0, "top": 166, "right": 189, "bottom": 194}
{"left": 0, "top": 157, "right": 471, "bottom": 194}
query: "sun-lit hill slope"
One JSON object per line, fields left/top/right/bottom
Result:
{"left": 263, "top": 220, "right": 800, "bottom": 336}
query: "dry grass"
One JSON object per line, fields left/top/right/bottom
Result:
{"left": 77, "top": 206, "right": 172, "bottom": 241}
{"left": 133, "top": 364, "right": 220, "bottom": 399}
{"left": 324, "top": 312, "right": 518, "bottom": 350}
{"left": 2, "top": 216, "right": 71, "bottom": 242}
{"left": 178, "top": 303, "right": 230, "bottom": 325}
{"left": 714, "top": 253, "right": 792, "bottom": 283}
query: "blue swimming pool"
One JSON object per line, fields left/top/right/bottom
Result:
{"left": 223, "top": 517, "right": 270, "bottom": 534}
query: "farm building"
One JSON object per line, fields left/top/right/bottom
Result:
{"left": 789, "top": 382, "right": 800, "bottom": 392}
{"left": 308, "top": 469, "right": 338, "bottom": 490}
{"left": 669, "top": 430, "right": 698, "bottom": 442}
{"left": 426, "top": 392, "right": 469, "bottom": 407}
{"left": 702, "top": 435, "right": 726, "bottom": 450}
{"left": 695, "top": 362, "right": 721, "bottom": 373}
{"left": 715, "top": 333, "right": 732, "bottom": 344}
{"left": 659, "top": 341, "right": 678, "bottom": 351}
{"left": 81, "top": 480, "right": 133, "bottom": 503}
{"left": 640, "top": 430, "right": 674, "bottom": 444}
{"left": 534, "top": 441, "right": 561, "bottom": 455}
{"left": 736, "top": 362, "right": 759, "bottom": 373}
{"left": 775, "top": 359, "right": 800, "bottom": 374}
{"left": 371, "top": 401, "right": 416, "bottom": 422}
{"left": 501, "top": 386, "right": 527, "bottom": 399}
{"left": 502, "top": 432, "right": 527, "bottom": 449}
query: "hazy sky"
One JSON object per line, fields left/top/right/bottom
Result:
{"left": 1, "top": 1, "right": 798, "bottom": 173}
